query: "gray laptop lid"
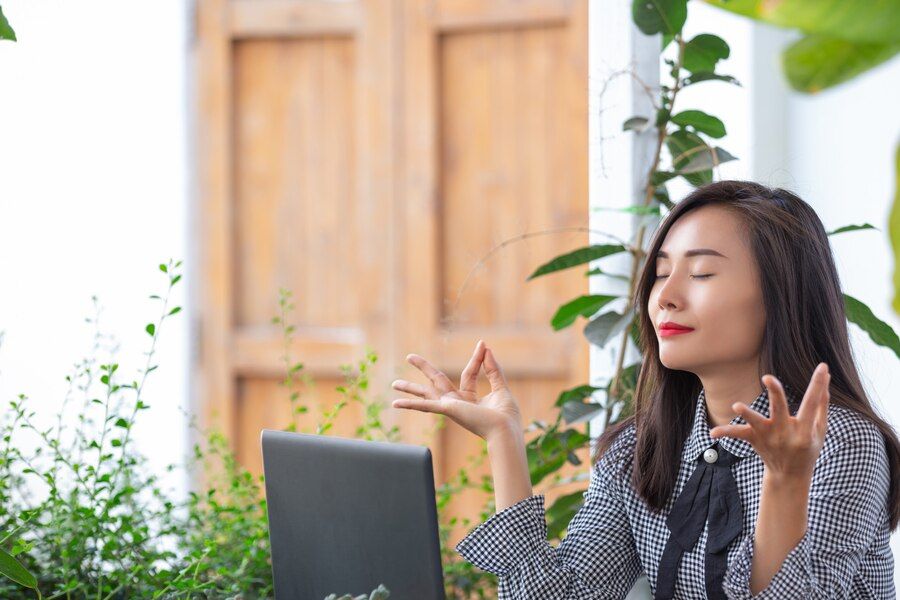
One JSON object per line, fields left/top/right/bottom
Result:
{"left": 261, "top": 430, "right": 447, "bottom": 600}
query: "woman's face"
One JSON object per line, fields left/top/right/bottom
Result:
{"left": 647, "top": 204, "right": 767, "bottom": 376}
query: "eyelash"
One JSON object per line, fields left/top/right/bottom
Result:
{"left": 654, "top": 274, "right": 713, "bottom": 280}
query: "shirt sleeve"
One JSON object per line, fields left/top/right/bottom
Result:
{"left": 722, "top": 416, "right": 893, "bottom": 599}
{"left": 454, "top": 448, "right": 643, "bottom": 600}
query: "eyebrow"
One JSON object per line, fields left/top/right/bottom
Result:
{"left": 656, "top": 248, "right": 728, "bottom": 259}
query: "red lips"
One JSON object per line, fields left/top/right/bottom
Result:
{"left": 659, "top": 321, "right": 694, "bottom": 337}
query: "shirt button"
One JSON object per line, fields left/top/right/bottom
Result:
{"left": 703, "top": 448, "right": 719, "bottom": 463}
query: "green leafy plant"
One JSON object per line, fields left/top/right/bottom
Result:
{"left": 0, "top": 4, "right": 16, "bottom": 42}
{"left": 323, "top": 584, "right": 390, "bottom": 600}
{"left": 0, "top": 268, "right": 402, "bottom": 599}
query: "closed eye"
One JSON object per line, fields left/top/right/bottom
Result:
{"left": 654, "top": 274, "right": 714, "bottom": 279}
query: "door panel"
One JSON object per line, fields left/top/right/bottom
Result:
{"left": 195, "top": 0, "right": 589, "bottom": 549}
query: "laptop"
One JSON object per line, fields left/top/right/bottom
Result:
{"left": 261, "top": 429, "right": 448, "bottom": 600}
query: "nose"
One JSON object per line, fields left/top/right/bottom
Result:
{"left": 655, "top": 274, "right": 683, "bottom": 311}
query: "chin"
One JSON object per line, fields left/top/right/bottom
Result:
{"left": 658, "top": 355, "right": 692, "bottom": 373}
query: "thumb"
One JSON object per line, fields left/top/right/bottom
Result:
{"left": 483, "top": 348, "right": 508, "bottom": 392}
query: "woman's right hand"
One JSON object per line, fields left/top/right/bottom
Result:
{"left": 391, "top": 340, "right": 523, "bottom": 442}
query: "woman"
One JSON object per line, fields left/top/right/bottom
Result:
{"left": 391, "top": 180, "right": 900, "bottom": 599}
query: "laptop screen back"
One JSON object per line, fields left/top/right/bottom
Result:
{"left": 261, "top": 430, "right": 447, "bottom": 600}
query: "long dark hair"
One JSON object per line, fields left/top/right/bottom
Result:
{"left": 595, "top": 180, "right": 900, "bottom": 530}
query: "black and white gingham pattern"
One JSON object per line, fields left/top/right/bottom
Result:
{"left": 455, "top": 386, "right": 895, "bottom": 599}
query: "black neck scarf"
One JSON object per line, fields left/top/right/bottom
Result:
{"left": 654, "top": 443, "right": 744, "bottom": 600}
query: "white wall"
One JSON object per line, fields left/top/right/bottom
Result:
{"left": 0, "top": 0, "right": 190, "bottom": 498}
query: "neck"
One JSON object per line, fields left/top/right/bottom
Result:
{"left": 697, "top": 365, "right": 765, "bottom": 428}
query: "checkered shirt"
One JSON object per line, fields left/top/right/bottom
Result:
{"left": 455, "top": 386, "right": 895, "bottom": 599}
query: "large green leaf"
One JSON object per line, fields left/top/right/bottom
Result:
{"left": 703, "top": 0, "right": 900, "bottom": 93}
{"left": 528, "top": 244, "right": 627, "bottom": 280}
{"left": 783, "top": 34, "right": 900, "bottom": 93}
{"left": 0, "top": 6, "right": 17, "bottom": 42}
{"left": 632, "top": 0, "right": 688, "bottom": 36}
{"left": 844, "top": 293, "right": 900, "bottom": 361}
{"left": 0, "top": 547, "right": 37, "bottom": 590}
{"left": 702, "top": 0, "right": 900, "bottom": 44}
{"left": 891, "top": 138, "right": 900, "bottom": 318}
{"left": 551, "top": 295, "right": 620, "bottom": 331}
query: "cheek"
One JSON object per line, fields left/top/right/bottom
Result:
{"left": 703, "top": 290, "right": 765, "bottom": 344}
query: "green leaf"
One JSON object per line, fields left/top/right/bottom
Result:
{"left": 666, "top": 130, "right": 712, "bottom": 185}
{"left": 527, "top": 429, "right": 590, "bottom": 486}
{"left": 0, "top": 7, "right": 17, "bottom": 42}
{"left": 560, "top": 401, "right": 606, "bottom": 426}
{"left": 650, "top": 171, "right": 679, "bottom": 187}
{"left": 159, "top": 263, "right": 168, "bottom": 273}
{"left": 115, "top": 418, "right": 129, "bottom": 428}
{"left": 583, "top": 308, "right": 635, "bottom": 348}
{"left": 844, "top": 294, "right": 900, "bottom": 361}
{"left": 552, "top": 295, "right": 620, "bottom": 331}
{"left": 555, "top": 384, "right": 604, "bottom": 407}
{"left": 528, "top": 244, "right": 628, "bottom": 280}
{"left": 892, "top": 138, "right": 900, "bottom": 318}
{"left": 591, "top": 205, "right": 661, "bottom": 215}
{"left": 0, "top": 547, "right": 37, "bottom": 589}
{"left": 682, "top": 33, "right": 730, "bottom": 72}
{"left": 682, "top": 71, "right": 741, "bottom": 87}
{"left": 782, "top": 34, "right": 900, "bottom": 93}
{"left": 169, "top": 306, "right": 182, "bottom": 316}
{"left": 145, "top": 323, "right": 156, "bottom": 336}
{"left": 655, "top": 108, "right": 671, "bottom": 127}
{"left": 671, "top": 109, "right": 727, "bottom": 139}
{"left": 632, "top": 0, "right": 687, "bottom": 36}
{"left": 623, "top": 116, "right": 651, "bottom": 133}
{"left": 827, "top": 223, "right": 878, "bottom": 236}
{"left": 584, "top": 267, "right": 631, "bottom": 281}
{"left": 679, "top": 146, "right": 738, "bottom": 174}
{"left": 703, "top": 0, "right": 900, "bottom": 45}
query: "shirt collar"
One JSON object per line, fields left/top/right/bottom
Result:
{"left": 685, "top": 381, "right": 802, "bottom": 460}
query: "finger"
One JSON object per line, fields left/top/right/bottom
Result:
{"left": 763, "top": 374, "right": 789, "bottom": 422}
{"left": 391, "top": 397, "right": 451, "bottom": 416}
{"left": 483, "top": 347, "right": 509, "bottom": 392}
{"left": 391, "top": 379, "right": 434, "bottom": 400}
{"left": 797, "top": 363, "right": 828, "bottom": 423}
{"left": 407, "top": 354, "right": 455, "bottom": 393}
{"left": 459, "top": 340, "right": 486, "bottom": 394}
{"left": 710, "top": 423, "right": 754, "bottom": 442}
{"left": 819, "top": 371, "right": 831, "bottom": 425}
{"left": 732, "top": 401, "right": 768, "bottom": 428}
{"left": 812, "top": 370, "right": 831, "bottom": 431}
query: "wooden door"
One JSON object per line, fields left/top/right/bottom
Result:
{"left": 193, "top": 0, "right": 589, "bottom": 547}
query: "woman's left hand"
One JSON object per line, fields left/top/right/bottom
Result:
{"left": 710, "top": 362, "right": 831, "bottom": 482}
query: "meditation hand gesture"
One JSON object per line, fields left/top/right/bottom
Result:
{"left": 391, "top": 340, "right": 523, "bottom": 442}
{"left": 710, "top": 362, "right": 831, "bottom": 481}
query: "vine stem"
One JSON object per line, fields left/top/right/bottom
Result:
{"left": 606, "top": 34, "right": 686, "bottom": 427}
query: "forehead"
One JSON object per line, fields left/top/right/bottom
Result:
{"left": 656, "top": 205, "right": 747, "bottom": 259}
